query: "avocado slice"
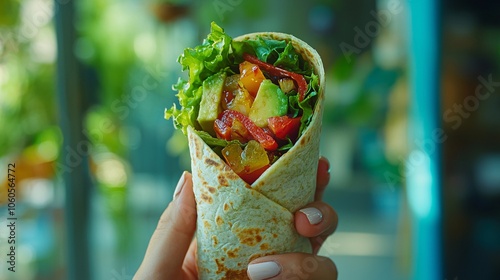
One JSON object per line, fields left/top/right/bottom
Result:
{"left": 197, "top": 72, "right": 226, "bottom": 135}
{"left": 249, "top": 79, "right": 288, "bottom": 127}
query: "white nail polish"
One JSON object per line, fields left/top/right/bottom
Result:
{"left": 299, "top": 207, "right": 323, "bottom": 225}
{"left": 247, "top": 261, "right": 281, "bottom": 280}
{"left": 173, "top": 172, "right": 186, "bottom": 200}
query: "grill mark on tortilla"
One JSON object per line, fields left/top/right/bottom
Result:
{"left": 208, "top": 186, "right": 216, "bottom": 193}
{"left": 201, "top": 192, "right": 213, "bottom": 204}
{"left": 200, "top": 178, "right": 208, "bottom": 187}
{"left": 193, "top": 135, "right": 202, "bottom": 159}
{"left": 300, "top": 134, "right": 310, "bottom": 145}
{"left": 223, "top": 203, "right": 230, "bottom": 211}
{"left": 260, "top": 243, "right": 269, "bottom": 250}
{"left": 215, "top": 256, "right": 247, "bottom": 279}
{"left": 216, "top": 215, "right": 223, "bottom": 226}
{"left": 226, "top": 248, "right": 239, "bottom": 258}
{"left": 218, "top": 175, "right": 229, "bottom": 187}
{"left": 204, "top": 220, "right": 211, "bottom": 230}
{"left": 222, "top": 165, "right": 240, "bottom": 180}
{"left": 205, "top": 158, "right": 219, "bottom": 166}
{"left": 216, "top": 257, "right": 249, "bottom": 280}
{"left": 254, "top": 180, "right": 265, "bottom": 190}
{"left": 215, "top": 258, "right": 224, "bottom": 274}
{"left": 221, "top": 269, "right": 248, "bottom": 280}
{"left": 212, "top": 236, "right": 218, "bottom": 246}
{"left": 236, "top": 228, "right": 263, "bottom": 247}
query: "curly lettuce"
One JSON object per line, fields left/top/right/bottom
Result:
{"left": 165, "top": 22, "right": 234, "bottom": 134}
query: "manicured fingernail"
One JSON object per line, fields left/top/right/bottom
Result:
{"left": 247, "top": 261, "right": 281, "bottom": 280}
{"left": 299, "top": 207, "right": 323, "bottom": 225}
{"left": 173, "top": 172, "right": 187, "bottom": 200}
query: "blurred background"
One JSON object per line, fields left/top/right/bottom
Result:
{"left": 1, "top": 0, "right": 499, "bottom": 279}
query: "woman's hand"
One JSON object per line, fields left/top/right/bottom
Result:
{"left": 134, "top": 157, "right": 338, "bottom": 280}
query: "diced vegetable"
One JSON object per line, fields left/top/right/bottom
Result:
{"left": 224, "top": 74, "right": 240, "bottom": 92}
{"left": 243, "top": 53, "right": 308, "bottom": 101}
{"left": 197, "top": 72, "right": 226, "bottom": 135}
{"left": 228, "top": 87, "right": 253, "bottom": 116}
{"left": 248, "top": 79, "right": 288, "bottom": 127}
{"left": 221, "top": 90, "right": 234, "bottom": 110}
{"left": 241, "top": 140, "right": 270, "bottom": 173}
{"left": 230, "top": 119, "right": 250, "bottom": 143}
{"left": 278, "top": 78, "right": 295, "bottom": 93}
{"left": 239, "top": 61, "right": 266, "bottom": 96}
{"left": 222, "top": 143, "right": 244, "bottom": 173}
{"left": 268, "top": 115, "right": 301, "bottom": 140}
{"left": 214, "top": 110, "right": 278, "bottom": 151}
{"left": 222, "top": 140, "right": 270, "bottom": 184}
{"left": 221, "top": 74, "right": 254, "bottom": 115}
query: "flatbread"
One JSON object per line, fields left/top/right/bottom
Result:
{"left": 188, "top": 32, "right": 325, "bottom": 280}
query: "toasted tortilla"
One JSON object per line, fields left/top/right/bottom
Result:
{"left": 188, "top": 32, "right": 325, "bottom": 280}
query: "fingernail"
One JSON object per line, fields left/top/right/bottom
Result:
{"left": 299, "top": 207, "right": 323, "bottom": 225}
{"left": 247, "top": 261, "right": 281, "bottom": 280}
{"left": 173, "top": 172, "right": 187, "bottom": 200}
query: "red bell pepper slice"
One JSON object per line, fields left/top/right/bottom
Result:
{"left": 243, "top": 53, "right": 308, "bottom": 101}
{"left": 267, "top": 115, "right": 302, "bottom": 140}
{"left": 214, "top": 110, "right": 278, "bottom": 151}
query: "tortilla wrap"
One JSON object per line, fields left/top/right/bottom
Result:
{"left": 188, "top": 32, "right": 325, "bottom": 280}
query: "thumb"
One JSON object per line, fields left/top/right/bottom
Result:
{"left": 134, "top": 172, "right": 197, "bottom": 279}
{"left": 247, "top": 253, "right": 337, "bottom": 280}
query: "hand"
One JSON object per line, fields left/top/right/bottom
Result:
{"left": 134, "top": 157, "right": 338, "bottom": 280}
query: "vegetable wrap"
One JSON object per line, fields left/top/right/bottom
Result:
{"left": 166, "top": 23, "right": 325, "bottom": 279}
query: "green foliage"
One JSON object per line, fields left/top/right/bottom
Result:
{"left": 0, "top": 0, "right": 20, "bottom": 26}
{"left": 0, "top": 31, "right": 57, "bottom": 157}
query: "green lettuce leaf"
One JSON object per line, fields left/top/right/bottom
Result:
{"left": 239, "top": 38, "right": 303, "bottom": 74}
{"left": 180, "top": 22, "right": 233, "bottom": 85}
{"left": 196, "top": 131, "right": 243, "bottom": 148}
{"left": 242, "top": 37, "right": 287, "bottom": 63}
{"left": 274, "top": 42, "right": 300, "bottom": 72}
{"left": 287, "top": 72, "right": 319, "bottom": 136}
